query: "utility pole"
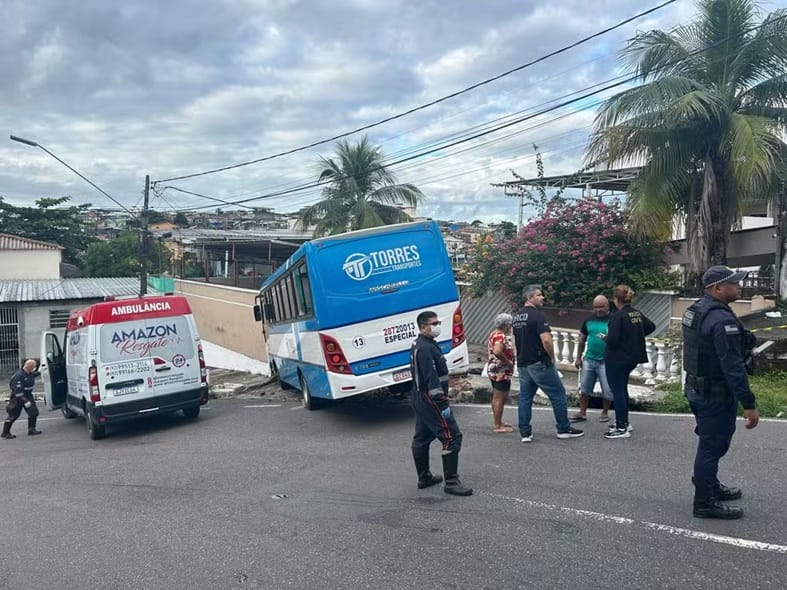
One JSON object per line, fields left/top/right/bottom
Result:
{"left": 139, "top": 175, "right": 150, "bottom": 296}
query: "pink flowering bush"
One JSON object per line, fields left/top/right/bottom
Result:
{"left": 468, "top": 198, "right": 677, "bottom": 308}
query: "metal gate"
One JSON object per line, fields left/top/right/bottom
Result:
{"left": 0, "top": 306, "right": 20, "bottom": 380}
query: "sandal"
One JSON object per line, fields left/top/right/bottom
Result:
{"left": 599, "top": 415, "right": 610, "bottom": 423}
{"left": 493, "top": 426, "right": 513, "bottom": 433}
{"left": 570, "top": 414, "right": 587, "bottom": 422}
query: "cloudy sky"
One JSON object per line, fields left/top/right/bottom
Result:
{"left": 1, "top": 0, "right": 776, "bottom": 224}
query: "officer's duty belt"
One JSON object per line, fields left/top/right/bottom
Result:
{"left": 686, "top": 375, "right": 729, "bottom": 398}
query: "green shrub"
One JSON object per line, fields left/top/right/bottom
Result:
{"left": 649, "top": 372, "right": 787, "bottom": 418}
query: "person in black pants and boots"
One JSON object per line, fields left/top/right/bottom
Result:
{"left": 2, "top": 359, "right": 42, "bottom": 439}
{"left": 603, "top": 285, "right": 655, "bottom": 439}
{"left": 682, "top": 266, "right": 759, "bottom": 519}
{"left": 409, "top": 310, "right": 472, "bottom": 496}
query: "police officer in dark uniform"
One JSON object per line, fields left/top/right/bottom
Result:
{"left": 682, "top": 266, "right": 759, "bottom": 519}
{"left": 409, "top": 310, "right": 472, "bottom": 496}
{"left": 2, "top": 359, "right": 42, "bottom": 439}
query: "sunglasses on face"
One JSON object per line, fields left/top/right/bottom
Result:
{"left": 427, "top": 320, "right": 441, "bottom": 326}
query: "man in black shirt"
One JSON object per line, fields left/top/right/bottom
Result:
{"left": 409, "top": 310, "right": 472, "bottom": 496}
{"left": 513, "top": 287, "right": 583, "bottom": 442}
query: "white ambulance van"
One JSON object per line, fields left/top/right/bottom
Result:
{"left": 39, "top": 294, "right": 209, "bottom": 439}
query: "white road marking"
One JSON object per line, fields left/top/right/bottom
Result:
{"left": 243, "top": 404, "right": 281, "bottom": 408}
{"left": 482, "top": 491, "right": 787, "bottom": 554}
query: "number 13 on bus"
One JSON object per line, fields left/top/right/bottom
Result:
{"left": 252, "top": 221, "right": 469, "bottom": 409}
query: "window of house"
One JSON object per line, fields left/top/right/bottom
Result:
{"left": 49, "top": 309, "right": 71, "bottom": 329}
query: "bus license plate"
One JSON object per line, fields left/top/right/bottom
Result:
{"left": 392, "top": 369, "right": 411, "bottom": 382}
{"left": 115, "top": 386, "right": 139, "bottom": 396}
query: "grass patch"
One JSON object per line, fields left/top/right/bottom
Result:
{"left": 649, "top": 372, "right": 787, "bottom": 418}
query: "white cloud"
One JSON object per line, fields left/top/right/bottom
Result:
{"left": 0, "top": 0, "right": 726, "bottom": 220}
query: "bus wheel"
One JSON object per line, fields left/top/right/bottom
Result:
{"left": 183, "top": 405, "right": 200, "bottom": 419}
{"left": 299, "top": 375, "right": 322, "bottom": 411}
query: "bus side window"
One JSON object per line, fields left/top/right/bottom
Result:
{"left": 294, "top": 263, "right": 313, "bottom": 316}
{"left": 264, "top": 302, "right": 275, "bottom": 322}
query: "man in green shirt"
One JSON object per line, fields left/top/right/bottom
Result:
{"left": 572, "top": 295, "right": 613, "bottom": 423}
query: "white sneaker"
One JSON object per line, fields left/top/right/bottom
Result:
{"left": 556, "top": 427, "right": 584, "bottom": 439}
{"left": 520, "top": 434, "right": 533, "bottom": 443}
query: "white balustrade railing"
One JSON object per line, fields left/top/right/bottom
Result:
{"left": 550, "top": 329, "right": 681, "bottom": 384}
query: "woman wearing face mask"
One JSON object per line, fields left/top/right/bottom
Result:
{"left": 486, "top": 313, "right": 515, "bottom": 433}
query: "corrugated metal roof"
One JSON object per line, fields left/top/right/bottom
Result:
{"left": 0, "top": 233, "right": 63, "bottom": 250}
{"left": 0, "top": 278, "right": 159, "bottom": 303}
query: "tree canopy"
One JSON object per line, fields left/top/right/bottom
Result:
{"left": 0, "top": 196, "right": 95, "bottom": 265}
{"left": 297, "top": 136, "right": 423, "bottom": 237}
{"left": 468, "top": 198, "right": 676, "bottom": 308}
{"left": 587, "top": 0, "right": 787, "bottom": 274}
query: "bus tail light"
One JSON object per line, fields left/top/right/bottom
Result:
{"left": 88, "top": 365, "right": 101, "bottom": 403}
{"left": 451, "top": 305, "right": 466, "bottom": 348}
{"left": 320, "top": 334, "right": 352, "bottom": 374}
{"left": 198, "top": 344, "right": 208, "bottom": 384}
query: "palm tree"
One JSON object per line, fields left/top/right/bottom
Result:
{"left": 297, "top": 136, "right": 423, "bottom": 237}
{"left": 587, "top": 0, "right": 787, "bottom": 275}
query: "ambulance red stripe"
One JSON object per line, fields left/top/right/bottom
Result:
{"left": 66, "top": 296, "right": 193, "bottom": 329}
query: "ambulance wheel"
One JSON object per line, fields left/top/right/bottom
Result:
{"left": 183, "top": 405, "right": 200, "bottom": 419}
{"left": 299, "top": 374, "right": 322, "bottom": 411}
{"left": 62, "top": 405, "right": 78, "bottom": 419}
{"left": 86, "top": 411, "right": 106, "bottom": 440}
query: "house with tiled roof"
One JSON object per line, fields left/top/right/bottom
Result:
{"left": 0, "top": 233, "right": 158, "bottom": 378}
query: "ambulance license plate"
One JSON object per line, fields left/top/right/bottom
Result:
{"left": 115, "top": 385, "right": 139, "bottom": 396}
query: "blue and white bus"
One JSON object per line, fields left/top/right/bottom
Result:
{"left": 252, "top": 221, "right": 469, "bottom": 409}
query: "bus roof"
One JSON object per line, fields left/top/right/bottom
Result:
{"left": 260, "top": 220, "right": 439, "bottom": 291}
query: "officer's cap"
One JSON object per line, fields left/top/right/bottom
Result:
{"left": 702, "top": 265, "right": 748, "bottom": 288}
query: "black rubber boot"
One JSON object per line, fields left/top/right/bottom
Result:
{"left": 693, "top": 496, "right": 743, "bottom": 519}
{"left": 1, "top": 421, "right": 15, "bottom": 439}
{"left": 441, "top": 452, "right": 473, "bottom": 496}
{"left": 418, "top": 473, "right": 443, "bottom": 489}
{"left": 714, "top": 482, "right": 742, "bottom": 501}
{"left": 413, "top": 450, "right": 443, "bottom": 489}
{"left": 27, "top": 416, "right": 42, "bottom": 436}
{"left": 692, "top": 477, "right": 742, "bottom": 501}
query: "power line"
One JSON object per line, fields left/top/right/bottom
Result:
{"left": 178, "top": 77, "right": 630, "bottom": 211}
{"left": 152, "top": 0, "right": 677, "bottom": 184}
{"left": 161, "top": 14, "right": 787, "bottom": 212}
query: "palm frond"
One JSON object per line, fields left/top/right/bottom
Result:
{"left": 729, "top": 9, "right": 787, "bottom": 89}
{"left": 738, "top": 73, "right": 787, "bottom": 114}
{"left": 623, "top": 28, "right": 701, "bottom": 81}
{"left": 724, "top": 113, "right": 787, "bottom": 202}
{"left": 593, "top": 77, "right": 705, "bottom": 128}
{"left": 626, "top": 167, "right": 689, "bottom": 239}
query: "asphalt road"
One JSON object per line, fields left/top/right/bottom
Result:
{"left": 1, "top": 398, "right": 785, "bottom": 590}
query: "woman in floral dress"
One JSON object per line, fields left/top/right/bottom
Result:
{"left": 487, "top": 313, "right": 515, "bottom": 433}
